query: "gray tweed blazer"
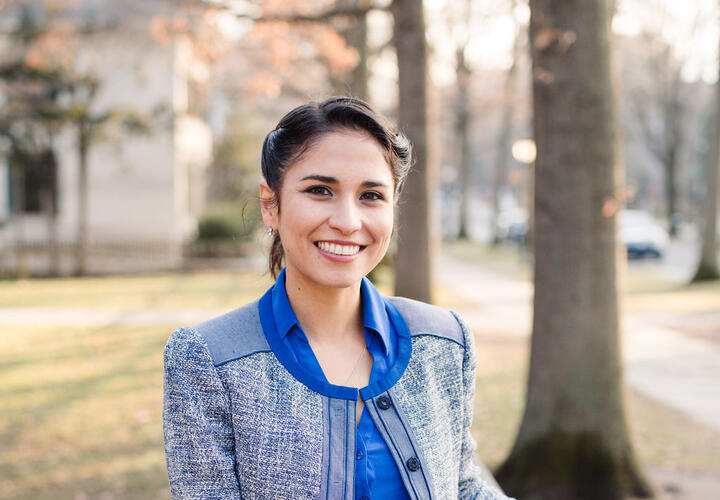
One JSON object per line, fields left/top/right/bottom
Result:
{"left": 163, "top": 294, "right": 511, "bottom": 500}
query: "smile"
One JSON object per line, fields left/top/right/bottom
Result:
{"left": 315, "top": 241, "right": 363, "bottom": 256}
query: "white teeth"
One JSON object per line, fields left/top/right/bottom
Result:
{"left": 318, "top": 242, "right": 361, "bottom": 256}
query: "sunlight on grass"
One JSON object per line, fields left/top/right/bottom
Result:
{"left": 0, "top": 324, "right": 171, "bottom": 500}
{"left": 442, "top": 240, "right": 720, "bottom": 316}
{"left": 442, "top": 240, "right": 532, "bottom": 281}
{"left": 1, "top": 258, "right": 718, "bottom": 496}
{"left": 467, "top": 333, "right": 720, "bottom": 474}
{"left": 623, "top": 280, "right": 720, "bottom": 314}
{"left": 0, "top": 271, "right": 273, "bottom": 309}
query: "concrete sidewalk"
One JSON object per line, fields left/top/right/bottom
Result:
{"left": 436, "top": 254, "right": 720, "bottom": 432}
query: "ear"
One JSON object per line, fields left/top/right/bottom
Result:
{"left": 259, "top": 181, "right": 279, "bottom": 230}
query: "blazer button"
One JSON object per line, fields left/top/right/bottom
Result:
{"left": 406, "top": 457, "right": 421, "bottom": 472}
{"left": 377, "top": 395, "right": 392, "bottom": 410}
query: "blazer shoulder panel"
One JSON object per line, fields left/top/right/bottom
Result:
{"left": 193, "top": 300, "right": 270, "bottom": 367}
{"left": 386, "top": 296, "right": 465, "bottom": 348}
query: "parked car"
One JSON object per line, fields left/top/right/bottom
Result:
{"left": 619, "top": 209, "right": 669, "bottom": 259}
{"left": 496, "top": 208, "right": 529, "bottom": 244}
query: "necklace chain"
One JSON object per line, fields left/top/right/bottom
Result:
{"left": 342, "top": 345, "right": 368, "bottom": 386}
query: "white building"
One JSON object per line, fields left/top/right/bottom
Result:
{"left": 0, "top": 1, "right": 213, "bottom": 275}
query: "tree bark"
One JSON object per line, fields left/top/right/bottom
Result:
{"left": 455, "top": 47, "right": 471, "bottom": 240}
{"left": 75, "top": 119, "right": 89, "bottom": 276}
{"left": 9, "top": 161, "right": 28, "bottom": 279}
{"left": 490, "top": 28, "right": 520, "bottom": 245}
{"left": 630, "top": 43, "right": 686, "bottom": 238}
{"left": 663, "top": 71, "right": 683, "bottom": 237}
{"left": 391, "top": 0, "right": 432, "bottom": 302}
{"left": 340, "top": 0, "right": 369, "bottom": 100}
{"left": 495, "top": 1, "right": 652, "bottom": 498}
{"left": 691, "top": 16, "right": 720, "bottom": 282}
{"left": 40, "top": 148, "right": 60, "bottom": 277}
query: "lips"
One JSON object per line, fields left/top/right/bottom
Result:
{"left": 315, "top": 241, "right": 364, "bottom": 256}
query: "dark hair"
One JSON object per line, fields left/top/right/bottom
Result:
{"left": 261, "top": 96, "right": 412, "bottom": 279}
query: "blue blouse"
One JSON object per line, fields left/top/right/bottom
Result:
{"left": 268, "top": 269, "right": 411, "bottom": 500}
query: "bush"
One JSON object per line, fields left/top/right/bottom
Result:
{"left": 190, "top": 201, "right": 261, "bottom": 258}
{"left": 197, "top": 201, "right": 260, "bottom": 242}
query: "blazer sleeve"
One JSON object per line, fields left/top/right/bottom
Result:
{"left": 163, "top": 327, "right": 242, "bottom": 499}
{"left": 452, "top": 312, "right": 515, "bottom": 500}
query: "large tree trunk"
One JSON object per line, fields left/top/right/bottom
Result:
{"left": 495, "top": 1, "right": 652, "bottom": 499}
{"left": 391, "top": 0, "right": 432, "bottom": 302}
{"left": 691, "top": 18, "right": 720, "bottom": 282}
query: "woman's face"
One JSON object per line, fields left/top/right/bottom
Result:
{"left": 260, "top": 130, "right": 394, "bottom": 290}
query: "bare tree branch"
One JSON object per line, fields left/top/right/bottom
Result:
{"left": 198, "top": 0, "right": 387, "bottom": 24}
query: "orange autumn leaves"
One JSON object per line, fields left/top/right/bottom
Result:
{"left": 149, "top": 1, "right": 360, "bottom": 99}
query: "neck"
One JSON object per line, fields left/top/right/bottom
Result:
{"left": 284, "top": 268, "right": 364, "bottom": 345}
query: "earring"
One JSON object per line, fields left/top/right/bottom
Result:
{"left": 266, "top": 227, "right": 274, "bottom": 236}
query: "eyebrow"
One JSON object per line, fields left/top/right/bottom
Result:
{"left": 300, "top": 175, "right": 388, "bottom": 188}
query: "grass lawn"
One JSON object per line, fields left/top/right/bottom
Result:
{"left": 1, "top": 324, "right": 171, "bottom": 500}
{"left": 0, "top": 271, "right": 273, "bottom": 310}
{"left": 469, "top": 334, "right": 720, "bottom": 474}
{"left": 1, "top": 257, "right": 719, "bottom": 498}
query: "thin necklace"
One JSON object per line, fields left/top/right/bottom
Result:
{"left": 342, "top": 345, "right": 368, "bottom": 386}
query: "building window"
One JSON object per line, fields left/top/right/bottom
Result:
{"left": 9, "top": 147, "right": 58, "bottom": 215}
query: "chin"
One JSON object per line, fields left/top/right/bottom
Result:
{"left": 314, "top": 270, "right": 366, "bottom": 289}
{"left": 291, "top": 260, "right": 373, "bottom": 290}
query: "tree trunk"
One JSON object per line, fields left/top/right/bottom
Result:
{"left": 691, "top": 18, "right": 720, "bottom": 282}
{"left": 40, "top": 148, "right": 60, "bottom": 277}
{"left": 9, "top": 163, "right": 28, "bottom": 279}
{"left": 334, "top": 0, "right": 369, "bottom": 100}
{"left": 391, "top": 0, "right": 432, "bottom": 302}
{"left": 75, "top": 120, "right": 89, "bottom": 276}
{"left": 455, "top": 47, "right": 471, "bottom": 240}
{"left": 495, "top": 1, "right": 652, "bottom": 498}
{"left": 665, "top": 148, "right": 678, "bottom": 236}
{"left": 664, "top": 71, "right": 683, "bottom": 237}
{"left": 490, "top": 57, "right": 519, "bottom": 245}
{"left": 491, "top": 2, "right": 520, "bottom": 245}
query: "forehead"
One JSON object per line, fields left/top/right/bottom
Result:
{"left": 284, "top": 130, "right": 393, "bottom": 182}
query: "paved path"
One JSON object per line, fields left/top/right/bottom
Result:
{"left": 2, "top": 255, "right": 719, "bottom": 431}
{"left": 436, "top": 255, "right": 720, "bottom": 432}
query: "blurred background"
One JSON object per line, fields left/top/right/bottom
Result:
{"left": 0, "top": 0, "right": 718, "bottom": 499}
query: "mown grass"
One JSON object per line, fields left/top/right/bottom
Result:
{"left": 1, "top": 258, "right": 719, "bottom": 498}
{"left": 1, "top": 324, "right": 171, "bottom": 500}
{"left": 0, "top": 271, "right": 273, "bottom": 310}
{"left": 4, "top": 321, "right": 717, "bottom": 499}
{"left": 443, "top": 240, "right": 720, "bottom": 316}
{"left": 0, "top": 268, "right": 393, "bottom": 499}
{"left": 468, "top": 334, "right": 720, "bottom": 474}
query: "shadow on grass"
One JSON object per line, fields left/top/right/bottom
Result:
{"left": 0, "top": 324, "right": 171, "bottom": 499}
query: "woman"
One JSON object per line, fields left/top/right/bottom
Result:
{"left": 163, "top": 97, "right": 510, "bottom": 500}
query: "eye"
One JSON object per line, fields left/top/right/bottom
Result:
{"left": 360, "top": 191, "right": 384, "bottom": 201}
{"left": 304, "top": 185, "right": 332, "bottom": 196}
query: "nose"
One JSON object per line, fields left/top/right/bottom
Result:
{"left": 328, "top": 197, "right": 362, "bottom": 234}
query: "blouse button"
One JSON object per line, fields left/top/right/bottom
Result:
{"left": 376, "top": 395, "right": 392, "bottom": 410}
{"left": 406, "top": 457, "right": 421, "bottom": 472}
